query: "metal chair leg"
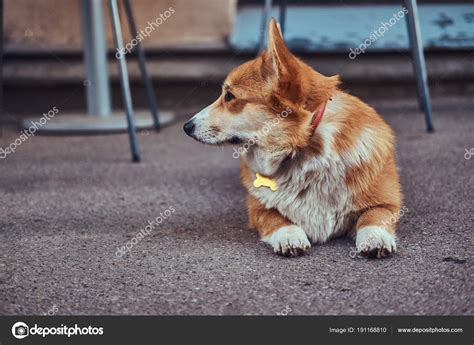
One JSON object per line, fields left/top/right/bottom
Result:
{"left": 123, "top": 0, "right": 160, "bottom": 130}
{"left": 279, "top": 0, "right": 287, "bottom": 38}
{"left": 109, "top": 0, "right": 141, "bottom": 162}
{"left": 0, "top": 0, "right": 3, "bottom": 122}
{"left": 80, "top": 0, "right": 112, "bottom": 117}
{"left": 405, "top": 0, "right": 434, "bottom": 132}
{"left": 257, "top": 0, "right": 272, "bottom": 52}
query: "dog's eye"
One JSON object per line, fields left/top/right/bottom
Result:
{"left": 224, "top": 91, "right": 235, "bottom": 102}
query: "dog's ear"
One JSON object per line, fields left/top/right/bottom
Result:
{"left": 264, "top": 18, "right": 297, "bottom": 81}
{"left": 261, "top": 19, "right": 301, "bottom": 97}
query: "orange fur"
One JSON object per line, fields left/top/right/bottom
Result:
{"left": 185, "top": 18, "right": 402, "bottom": 257}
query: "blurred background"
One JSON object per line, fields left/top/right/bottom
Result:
{"left": 2, "top": 0, "right": 473, "bottom": 121}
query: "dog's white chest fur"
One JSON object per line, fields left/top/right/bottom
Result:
{"left": 245, "top": 147, "right": 354, "bottom": 244}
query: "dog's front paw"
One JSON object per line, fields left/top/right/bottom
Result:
{"left": 262, "top": 225, "right": 310, "bottom": 257}
{"left": 356, "top": 226, "right": 397, "bottom": 259}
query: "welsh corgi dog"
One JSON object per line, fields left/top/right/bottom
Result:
{"left": 184, "top": 19, "right": 402, "bottom": 258}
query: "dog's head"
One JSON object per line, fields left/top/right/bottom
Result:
{"left": 184, "top": 19, "right": 339, "bottom": 152}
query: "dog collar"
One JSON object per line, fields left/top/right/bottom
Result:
{"left": 308, "top": 100, "right": 328, "bottom": 138}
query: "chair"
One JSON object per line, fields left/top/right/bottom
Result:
{"left": 83, "top": 0, "right": 165, "bottom": 162}
{"left": 258, "top": 0, "right": 434, "bottom": 132}
{"left": 0, "top": 0, "right": 172, "bottom": 162}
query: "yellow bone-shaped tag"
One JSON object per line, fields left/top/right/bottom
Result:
{"left": 253, "top": 173, "right": 277, "bottom": 191}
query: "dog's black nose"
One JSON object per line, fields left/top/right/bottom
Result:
{"left": 183, "top": 120, "right": 195, "bottom": 136}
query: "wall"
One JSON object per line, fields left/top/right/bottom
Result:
{"left": 4, "top": 0, "right": 237, "bottom": 53}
